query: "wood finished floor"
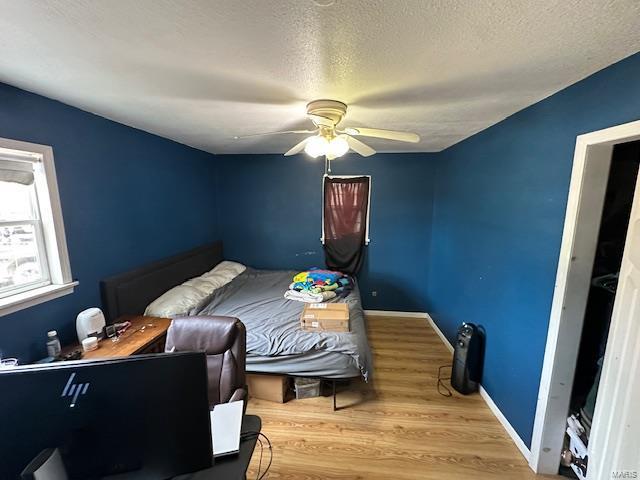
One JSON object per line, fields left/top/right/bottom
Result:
{"left": 246, "top": 316, "right": 549, "bottom": 479}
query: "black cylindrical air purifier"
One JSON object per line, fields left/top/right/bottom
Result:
{"left": 451, "top": 322, "right": 483, "bottom": 394}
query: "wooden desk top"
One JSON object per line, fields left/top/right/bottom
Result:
{"left": 63, "top": 315, "right": 171, "bottom": 360}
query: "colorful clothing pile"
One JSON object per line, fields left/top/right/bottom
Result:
{"left": 284, "top": 267, "right": 354, "bottom": 303}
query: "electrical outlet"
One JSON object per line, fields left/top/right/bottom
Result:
{"left": 371, "top": 291, "right": 377, "bottom": 297}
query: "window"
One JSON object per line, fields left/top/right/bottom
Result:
{"left": 0, "top": 138, "right": 75, "bottom": 316}
{"left": 322, "top": 175, "right": 371, "bottom": 245}
{"left": 321, "top": 175, "right": 371, "bottom": 274}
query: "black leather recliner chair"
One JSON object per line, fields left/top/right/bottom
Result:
{"left": 165, "top": 316, "right": 247, "bottom": 409}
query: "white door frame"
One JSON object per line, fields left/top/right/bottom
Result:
{"left": 529, "top": 119, "right": 640, "bottom": 474}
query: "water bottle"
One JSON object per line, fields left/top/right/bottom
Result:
{"left": 46, "top": 330, "right": 61, "bottom": 358}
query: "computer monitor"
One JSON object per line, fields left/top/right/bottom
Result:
{"left": 0, "top": 352, "right": 213, "bottom": 479}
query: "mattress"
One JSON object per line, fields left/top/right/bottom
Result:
{"left": 196, "top": 268, "right": 372, "bottom": 380}
{"left": 246, "top": 349, "right": 361, "bottom": 378}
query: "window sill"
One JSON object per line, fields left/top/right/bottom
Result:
{"left": 0, "top": 281, "right": 78, "bottom": 317}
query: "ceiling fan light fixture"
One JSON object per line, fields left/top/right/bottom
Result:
{"left": 328, "top": 136, "right": 349, "bottom": 158}
{"left": 234, "top": 99, "right": 418, "bottom": 159}
{"left": 304, "top": 135, "right": 329, "bottom": 158}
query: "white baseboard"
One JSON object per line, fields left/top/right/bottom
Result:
{"left": 478, "top": 386, "right": 531, "bottom": 461}
{"left": 425, "top": 313, "right": 454, "bottom": 353}
{"left": 364, "top": 310, "right": 428, "bottom": 318}
{"left": 424, "top": 313, "right": 531, "bottom": 462}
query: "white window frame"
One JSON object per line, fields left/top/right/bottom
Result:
{"left": 0, "top": 137, "right": 77, "bottom": 316}
{"left": 321, "top": 174, "right": 371, "bottom": 246}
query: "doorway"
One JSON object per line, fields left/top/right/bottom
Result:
{"left": 560, "top": 141, "right": 639, "bottom": 479}
{"left": 529, "top": 120, "right": 640, "bottom": 477}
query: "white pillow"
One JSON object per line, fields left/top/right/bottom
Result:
{"left": 202, "top": 260, "right": 246, "bottom": 280}
{"left": 144, "top": 261, "right": 246, "bottom": 318}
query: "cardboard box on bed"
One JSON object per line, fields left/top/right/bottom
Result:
{"left": 246, "top": 374, "right": 290, "bottom": 403}
{"left": 300, "top": 302, "right": 350, "bottom": 332}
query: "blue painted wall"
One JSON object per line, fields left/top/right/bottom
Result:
{"left": 428, "top": 51, "right": 640, "bottom": 446}
{"left": 0, "top": 82, "right": 219, "bottom": 363}
{"left": 217, "top": 153, "right": 436, "bottom": 311}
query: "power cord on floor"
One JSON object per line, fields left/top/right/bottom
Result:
{"left": 437, "top": 364, "right": 453, "bottom": 397}
{"left": 240, "top": 431, "right": 273, "bottom": 479}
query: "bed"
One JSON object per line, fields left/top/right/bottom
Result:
{"left": 196, "top": 268, "right": 371, "bottom": 381}
{"left": 100, "top": 242, "right": 372, "bottom": 386}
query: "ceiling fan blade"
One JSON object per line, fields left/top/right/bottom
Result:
{"left": 284, "top": 138, "right": 310, "bottom": 156}
{"left": 342, "top": 127, "right": 420, "bottom": 143}
{"left": 345, "top": 135, "right": 376, "bottom": 157}
{"left": 234, "top": 129, "right": 316, "bottom": 139}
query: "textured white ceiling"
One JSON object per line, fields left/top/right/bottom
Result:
{"left": 1, "top": 0, "right": 639, "bottom": 154}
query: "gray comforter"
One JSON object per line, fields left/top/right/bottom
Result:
{"left": 196, "top": 268, "right": 372, "bottom": 381}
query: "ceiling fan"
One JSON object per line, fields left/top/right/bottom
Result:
{"left": 234, "top": 99, "right": 420, "bottom": 160}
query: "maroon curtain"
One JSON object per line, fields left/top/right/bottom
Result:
{"left": 323, "top": 176, "right": 370, "bottom": 274}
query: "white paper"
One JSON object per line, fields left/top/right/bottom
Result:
{"left": 211, "top": 400, "right": 243, "bottom": 457}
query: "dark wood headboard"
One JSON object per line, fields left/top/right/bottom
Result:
{"left": 100, "top": 242, "right": 223, "bottom": 322}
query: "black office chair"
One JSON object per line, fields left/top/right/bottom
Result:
{"left": 165, "top": 315, "right": 247, "bottom": 409}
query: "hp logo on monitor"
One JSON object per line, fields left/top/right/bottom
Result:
{"left": 61, "top": 372, "right": 90, "bottom": 408}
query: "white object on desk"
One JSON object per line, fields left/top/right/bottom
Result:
{"left": 211, "top": 400, "right": 243, "bottom": 457}
{"left": 76, "top": 307, "right": 105, "bottom": 343}
{"left": 81, "top": 336, "right": 98, "bottom": 352}
{"left": 0, "top": 357, "right": 18, "bottom": 369}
